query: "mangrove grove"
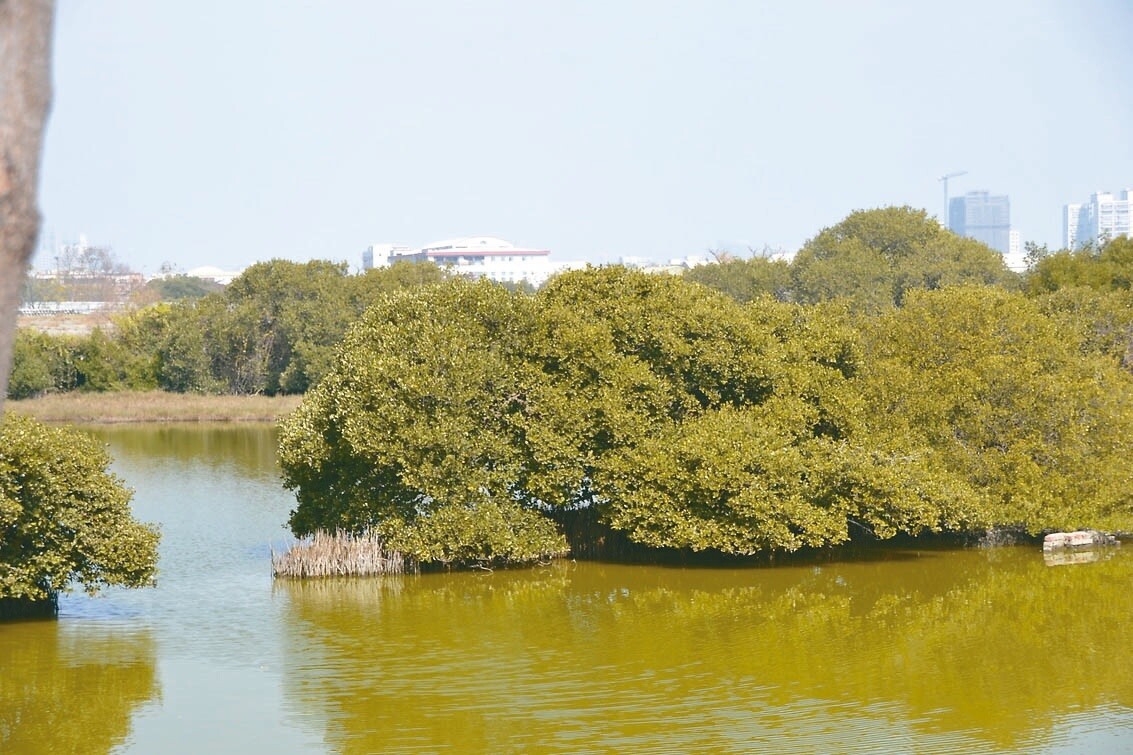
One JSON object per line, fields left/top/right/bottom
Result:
{"left": 279, "top": 261, "right": 1133, "bottom": 568}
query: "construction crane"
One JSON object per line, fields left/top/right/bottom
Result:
{"left": 938, "top": 171, "right": 967, "bottom": 227}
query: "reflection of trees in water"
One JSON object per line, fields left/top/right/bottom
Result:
{"left": 85, "top": 425, "right": 280, "bottom": 479}
{"left": 279, "top": 549, "right": 1133, "bottom": 753}
{"left": 0, "top": 623, "right": 158, "bottom": 753}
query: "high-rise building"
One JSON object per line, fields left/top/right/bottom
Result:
{"left": 1063, "top": 190, "right": 1133, "bottom": 249}
{"left": 949, "top": 191, "right": 1011, "bottom": 254}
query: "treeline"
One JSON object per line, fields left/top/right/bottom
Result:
{"left": 278, "top": 210, "right": 1133, "bottom": 568}
{"left": 12, "top": 207, "right": 1133, "bottom": 402}
{"left": 9, "top": 260, "right": 448, "bottom": 399}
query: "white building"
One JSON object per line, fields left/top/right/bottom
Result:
{"left": 362, "top": 243, "right": 413, "bottom": 270}
{"left": 364, "top": 236, "right": 580, "bottom": 288}
{"left": 1063, "top": 190, "right": 1133, "bottom": 249}
{"left": 619, "top": 253, "right": 713, "bottom": 274}
{"left": 1005, "top": 229, "right": 1026, "bottom": 271}
{"left": 185, "top": 265, "right": 244, "bottom": 285}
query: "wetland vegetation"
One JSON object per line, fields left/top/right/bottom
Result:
{"left": 10, "top": 208, "right": 1133, "bottom": 577}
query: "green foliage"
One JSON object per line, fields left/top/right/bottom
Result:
{"left": 791, "top": 206, "right": 1015, "bottom": 310}
{"left": 0, "top": 413, "right": 159, "bottom": 602}
{"left": 136, "top": 275, "right": 223, "bottom": 302}
{"left": 7, "top": 330, "right": 82, "bottom": 399}
{"left": 14, "top": 326, "right": 153, "bottom": 395}
{"left": 597, "top": 406, "right": 849, "bottom": 552}
{"left": 543, "top": 268, "right": 955, "bottom": 552}
{"left": 283, "top": 264, "right": 1133, "bottom": 563}
{"left": 538, "top": 267, "right": 787, "bottom": 420}
{"left": 8, "top": 308, "right": 183, "bottom": 399}
{"left": 14, "top": 260, "right": 452, "bottom": 399}
{"left": 72, "top": 328, "right": 132, "bottom": 392}
{"left": 1024, "top": 236, "right": 1133, "bottom": 295}
{"left": 151, "top": 259, "right": 451, "bottom": 396}
{"left": 378, "top": 501, "right": 568, "bottom": 569}
{"left": 684, "top": 256, "right": 793, "bottom": 302}
{"left": 792, "top": 236, "right": 894, "bottom": 310}
{"left": 9, "top": 330, "right": 60, "bottom": 399}
{"left": 1033, "top": 287, "right": 1133, "bottom": 371}
{"left": 281, "top": 279, "right": 569, "bottom": 567}
{"left": 219, "top": 259, "right": 353, "bottom": 394}
{"left": 353, "top": 260, "right": 450, "bottom": 298}
{"left": 16, "top": 218, "right": 1129, "bottom": 564}
{"left": 156, "top": 301, "right": 222, "bottom": 393}
{"left": 860, "top": 287, "right": 1133, "bottom": 534}
{"left": 285, "top": 268, "right": 976, "bottom": 561}
{"left": 109, "top": 305, "right": 170, "bottom": 390}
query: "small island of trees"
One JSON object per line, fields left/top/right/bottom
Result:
{"left": 277, "top": 266, "right": 1133, "bottom": 571}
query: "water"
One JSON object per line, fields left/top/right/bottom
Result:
{"left": 2, "top": 424, "right": 1132, "bottom": 753}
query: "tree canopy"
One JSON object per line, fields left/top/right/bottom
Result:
{"left": 790, "top": 206, "right": 1017, "bottom": 309}
{"left": 280, "top": 279, "right": 569, "bottom": 567}
{"left": 0, "top": 413, "right": 159, "bottom": 614}
{"left": 7, "top": 259, "right": 453, "bottom": 400}
{"left": 860, "top": 286, "right": 1133, "bottom": 534}
{"left": 280, "top": 264, "right": 1133, "bottom": 568}
{"left": 684, "top": 256, "right": 792, "bottom": 302}
{"left": 1025, "top": 236, "right": 1133, "bottom": 296}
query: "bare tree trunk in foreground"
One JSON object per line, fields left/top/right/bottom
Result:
{"left": 0, "top": 0, "right": 53, "bottom": 409}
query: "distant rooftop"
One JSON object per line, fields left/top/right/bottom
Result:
{"left": 185, "top": 266, "right": 244, "bottom": 285}
{"left": 419, "top": 236, "right": 549, "bottom": 258}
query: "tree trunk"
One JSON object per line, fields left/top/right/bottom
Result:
{"left": 0, "top": 0, "right": 54, "bottom": 409}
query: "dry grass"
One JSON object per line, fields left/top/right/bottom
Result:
{"left": 272, "top": 530, "right": 407, "bottom": 578}
{"left": 6, "top": 391, "right": 303, "bottom": 424}
{"left": 17, "top": 312, "right": 113, "bottom": 336}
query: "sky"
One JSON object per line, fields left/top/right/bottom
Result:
{"left": 34, "top": 0, "right": 1133, "bottom": 275}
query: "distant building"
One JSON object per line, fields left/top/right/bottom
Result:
{"left": 1062, "top": 204, "right": 1082, "bottom": 250}
{"left": 1063, "top": 190, "right": 1133, "bottom": 249}
{"left": 949, "top": 191, "right": 1012, "bottom": 254}
{"left": 362, "top": 243, "right": 413, "bottom": 270}
{"left": 185, "top": 266, "right": 244, "bottom": 285}
{"left": 364, "top": 236, "right": 579, "bottom": 288}
{"left": 620, "top": 253, "right": 713, "bottom": 275}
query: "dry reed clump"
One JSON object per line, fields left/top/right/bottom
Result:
{"left": 272, "top": 530, "right": 407, "bottom": 578}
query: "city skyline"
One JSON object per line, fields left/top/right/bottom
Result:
{"left": 34, "top": 1, "right": 1133, "bottom": 274}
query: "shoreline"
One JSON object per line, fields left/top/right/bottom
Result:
{"left": 5, "top": 391, "right": 304, "bottom": 424}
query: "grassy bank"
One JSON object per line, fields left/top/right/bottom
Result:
{"left": 6, "top": 391, "right": 303, "bottom": 424}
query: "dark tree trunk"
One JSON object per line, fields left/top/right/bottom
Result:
{"left": 0, "top": 0, "right": 54, "bottom": 408}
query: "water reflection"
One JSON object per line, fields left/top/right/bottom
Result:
{"left": 83, "top": 422, "right": 281, "bottom": 481}
{"left": 0, "top": 622, "right": 157, "bottom": 754}
{"left": 280, "top": 549, "right": 1133, "bottom": 753}
{"left": 11, "top": 425, "right": 1128, "bottom": 753}
{"left": 54, "top": 424, "right": 325, "bottom": 754}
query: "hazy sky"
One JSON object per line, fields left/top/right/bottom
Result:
{"left": 35, "top": 0, "right": 1133, "bottom": 274}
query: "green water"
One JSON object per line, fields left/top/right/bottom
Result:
{"left": 1, "top": 425, "right": 1131, "bottom": 753}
